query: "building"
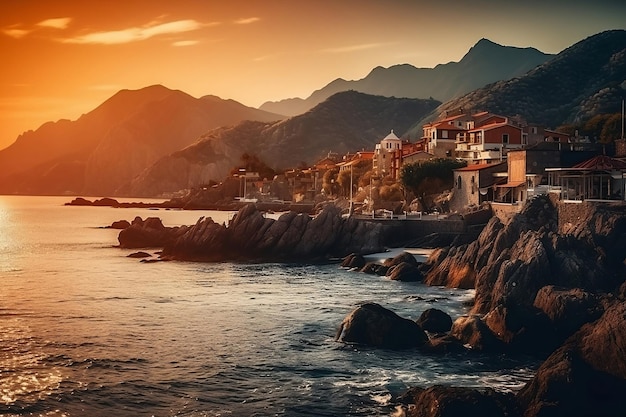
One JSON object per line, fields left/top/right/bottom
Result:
{"left": 449, "top": 162, "right": 506, "bottom": 212}
{"left": 546, "top": 154, "right": 626, "bottom": 201}
{"left": 373, "top": 130, "right": 402, "bottom": 178}
{"left": 456, "top": 118, "right": 525, "bottom": 164}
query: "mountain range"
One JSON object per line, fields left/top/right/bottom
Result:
{"left": 259, "top": 38, "right": 553, "bottom": 117}
{"left": 0, "top": 30, "right": 624, "bottom": 197}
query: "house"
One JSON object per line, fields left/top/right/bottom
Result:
{"left": 456, "top": 119, "right": 525, "bottom": 164}
{"left": 546, "top": 154, "right": 626, "bottom": 201}
{"left": 449, "top": 162, "right": 506, "bottom": 212}
{"left": 373, "top": 130, "right": 402, "bottom": 178}
{"left": 420, "top": 113, "right": 472, "bottom": 158}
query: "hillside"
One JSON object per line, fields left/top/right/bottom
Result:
{"left": 126, "top": 91, "right": 440, "bottom": 197}
{"left": 260, "top": 38, "right": 552, "bottom": 116}
{"left": 0, "top": 85, "right": 285, "bottom": 195}
{"left": 419, "top": 30, "right": 626, "bottom": 130}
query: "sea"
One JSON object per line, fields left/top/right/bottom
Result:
{"left": 0, "top": 196, "right": 537, "bottom": 417}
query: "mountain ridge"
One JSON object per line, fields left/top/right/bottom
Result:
{"left": 259, "top": 38, "right": 552, "bottom": 116}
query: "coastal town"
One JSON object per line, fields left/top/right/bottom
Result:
{"left": 230, "top": 108, "right": 626, "bottom": 218}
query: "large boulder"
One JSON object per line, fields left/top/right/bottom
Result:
{"left": 416, "top": 308, "right": 453, "bottom": 334}
{"left": 341, "top": 253, "right": 366, "bottom": 269}
{"left": 450, "top": 315, "right": 503, "bottom": 352}
{"left": 386, "top": 262, "right": 423, "bottom": 282}
{"left": 336, "top": 303, "right": 428, "bottom": 349}
{"left": 517, "top": 300, "right": 626, "bottom": 417}
{"left": 396, "top": 385, "right": 518, "bottom": 417}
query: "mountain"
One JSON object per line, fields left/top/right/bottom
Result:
{"left": 421, "top": 30, "right": 626, "bottom": 130}
{"left": 259, "top": 38, "right": 552, "bottom": 117}
{"left": 0, "top": 85, "right": 285, "bottom": 195}
{"left": 126, "top": 91, "right": 440, "bottom": 197}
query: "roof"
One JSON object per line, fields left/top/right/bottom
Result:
{"left": 382, "top": 130, "right": 400, "bottom": 141}
{"left": 455, "top": 162, "right": 506, "bottom": 172}
{"left": 496, "top": 181, "right": 526, "bottom": 188}
{"left": 572, "top": 155, "right": 626, "bottom": 170}
{"left": 469, "top": 121, "right": 521, "bottom": 132}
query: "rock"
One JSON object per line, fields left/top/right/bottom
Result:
{"left": 360, "top": 261, "right": 389, "bottom": 276}
{"left": 109, "top": 219, "right": 131, "bottom": 229}
{"left": 386, "top": 262, "right": 423, "bottom": 282}
{"left": 161, "top": 203, "right": 386, "bottom": 262}
{"left": 533, "top": 285, "right": 604, "bottom": 340}
{"left": 517, "top": 301, "right": 626, "bottom": 417}
{"left": 118, "top": 216, "right": 185, "bottom": 249}
{"left": 450, "top": 315, "right": 503, "bottom": 352}
{"left": 336, "top": 303, "right": 428, "bottom": 349}
{"left": 416, "top": 308, "right": 453, "bottom": 333}
{"left": 341, "top": 253, "right": 366, "bottom": 269}
{"left": 127, "top": 251, "right": 152, "bottom": 258}
{"left": 422, "top": 334, "right": 466, "bottom": 355}
{"left": 396, "top": 385, "right": 518, "bottom": 417}
{"left": 483, "top": 303, "right": 557, "bottom": 355}
{"left": 384, "top": 251, "right": 419, "bottom": 268}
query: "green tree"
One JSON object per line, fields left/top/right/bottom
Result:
{"left": 400, "top": 159, "right": 466, "bottom": 197}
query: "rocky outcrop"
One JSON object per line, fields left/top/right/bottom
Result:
{"left": 396, "top": 385, "right": 518, "bottom": 417}
{"left": 424, "top": 196, "right": 625, "bottom": 315}
{"left": 118, "top": 217, "right": 187, "bottom": 249}
{"left": 159, "top": 203, "right": 385, "bottom": 262}
{"left": 517, "top": 300, "right": 626, "bottom": 417}
{"left": 450, "top": 315, "right": 504, "bottom": 352}
{"left": 336, "top": 303, "right": 428, "bottom": 349}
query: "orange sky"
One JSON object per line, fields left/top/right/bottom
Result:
{"left": 1, "top": 0, "right": 625, "bottom": 150}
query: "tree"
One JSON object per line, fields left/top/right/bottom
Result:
{"left": 400, "top": 159, "right": 466, "bottom": 197}
{"left": 600, "top": 113, "right": 623, "bottom": 143}
{"left": 322, "top": 168, "right": 339, "bottom": 196}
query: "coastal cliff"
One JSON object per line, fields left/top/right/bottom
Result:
{"left": 395, "top": 195, "right": 626, "bottom": 417}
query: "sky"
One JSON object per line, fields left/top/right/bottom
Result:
{"left": 1, "top": 0, "right": 625, "bottom": 151}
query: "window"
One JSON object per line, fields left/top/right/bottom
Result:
{"left": 442, "top": 130, "right": 448, "bottom": 139}
{"left": 502, "top": 134, "right": 509, "bottom": 144}
{"left": 457, "top": 175, "right": 462, "bottom": 189}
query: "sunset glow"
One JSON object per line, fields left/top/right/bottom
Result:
{"left": 1, "top": 0, "right": 625, "bottom": 150}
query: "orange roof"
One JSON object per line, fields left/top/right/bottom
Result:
{"left": 573, "top": 155, "right": 626, "bottom": 170}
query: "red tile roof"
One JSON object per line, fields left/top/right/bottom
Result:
{"left": 572, "top": 155, "right": 626, "bottom": 170}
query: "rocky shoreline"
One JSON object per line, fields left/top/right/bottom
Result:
{"left": 336, "top": 195, "right": 626, "bottom": 417}
{"left": 115, "top": 203, "right": 386, "bottom": 262}
{"left": 103, "top": 195, "right": 626, "bottom": 416}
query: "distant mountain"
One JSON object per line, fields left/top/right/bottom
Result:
{"left": 0, "top": 85, "right": 285, "bottom": 195}
{"left": 259, "top": 38, "right": 552, "bottom": 117}
{"left": 126, "top": 91, "right": 440, "bottom": 197}
{"left": 421, "top": 30, "right": 626, "bottom": 130}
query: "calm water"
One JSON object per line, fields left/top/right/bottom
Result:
{"left": 0, "top": 196, "right": 535, "bottom": 417}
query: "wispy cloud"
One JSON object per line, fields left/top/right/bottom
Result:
{"left": 37, "top": 17, "right": 72, "bottom": 30}
{"left": 234, "top": 17, "right": 260, "bottom": 25}
{"left": 321, "top": 43, "right": 386, "bottom": 54}
{"left": 2, "top": 27, "right": 31, "bottom": 39}
{"left": 62, "top": 19, "right": 208, "bottom": 45}
{"left": 172, "top": 40, "right": 199, "bottom": 47}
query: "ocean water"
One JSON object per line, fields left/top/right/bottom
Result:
{"left": 0, "top": 196, "right": 536, "bottom": 417}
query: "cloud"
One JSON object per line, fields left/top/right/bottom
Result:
{"left": 37, "top": 18, "right": 72, "bottom": 30}
{"left": 172, "top": 40, "right": 199, "bottom": 47}
{"left": 62, "top": 19, "right": 207, "bottom": 45}
{"left": 88, "top": 84, "right": 124, "bottom": 91}
{"left": 321, "top": 43, "right": 386, "bottom": 54}
{"left": 234, "top": 17, "right": 260, "bottom": 25}
{"left": 2, "top": 27, "right": 31, "bottom": 39}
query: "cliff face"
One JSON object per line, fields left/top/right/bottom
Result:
{"left": 423, "top": 196, "right": 625, "bottom": 313}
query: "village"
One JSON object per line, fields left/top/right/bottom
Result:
{"left": 232, "top": 109, "right": 626, "bottom": 217}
